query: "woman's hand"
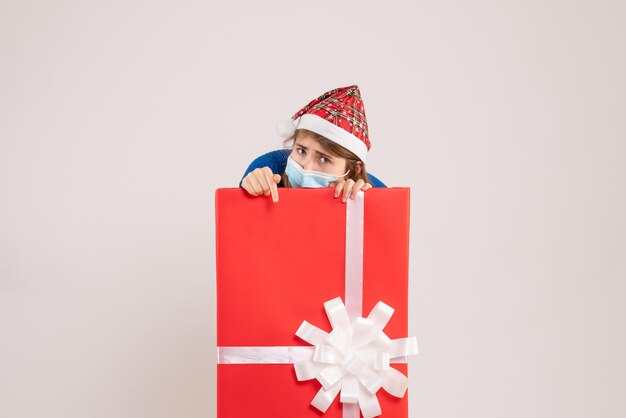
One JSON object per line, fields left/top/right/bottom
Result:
{"left": 241, "top": 167, "right": 281, "bottom": 203}
{"left": 331, "top": 178, "right": 373, "bottom": 202}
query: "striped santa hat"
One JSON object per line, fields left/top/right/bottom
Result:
{"left": 276, "top": 85, "right": 371, "bottom": 163}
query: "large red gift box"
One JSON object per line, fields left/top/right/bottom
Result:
{"left": 215, "top": 187, "right": 412, "bottom": 417}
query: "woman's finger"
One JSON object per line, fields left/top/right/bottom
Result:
{"left": 350, "top": 179, "right": 366, "bottom": 199}
{"left": 247, "top": 173, "right": 264, "bottom": 195}
{"left": 241, "top": 176, "right": 257, "bottom": 196}
{"left": 341, "top": 179, "right": 355, "bottom": 202}
{"left": 263, "top": 170, "right": 279, "bottom": 203}
{"left": 256, "top": 169, "right": 272, "bottom": 195}
{"left": 333, "top": 178, "right": 346, "bottom": 198}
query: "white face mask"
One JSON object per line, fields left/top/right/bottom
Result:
{"left": 285, "top": 156, "right": 350, "bottom": 188}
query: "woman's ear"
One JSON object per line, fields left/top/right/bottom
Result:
{"left": 356, "top": 161, "right": 363, "bottom": 174}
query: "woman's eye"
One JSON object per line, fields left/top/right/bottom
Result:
{"left": 320, "top": 157, "right": 330, "bottom": 164}
{"left": 297, "top": 148, "right": 305, "bottom": 155}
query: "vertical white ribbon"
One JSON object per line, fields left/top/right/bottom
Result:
{"left": 343, "top": 191, "right": 365, "bottom": 418}
{"left": 344, "top": 191, "right": 365, "bottom": 321}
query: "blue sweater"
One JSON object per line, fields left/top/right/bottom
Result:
{"left": 239, "top": 149, "right": 387, "bottom": 188}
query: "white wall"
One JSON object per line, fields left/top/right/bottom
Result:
{"left": 1, "top": 1, "right": 624, "bottom": 417}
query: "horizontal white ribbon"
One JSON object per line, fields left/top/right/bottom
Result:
{"left": 216, "top": 346, "right": 409, "bottom": 365}
{"left": 217, "top": 346, "right": 314, "bottom": 364}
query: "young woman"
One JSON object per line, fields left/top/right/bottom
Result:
{"left": 240, "top": 85, "right": 386, "bottom": 203}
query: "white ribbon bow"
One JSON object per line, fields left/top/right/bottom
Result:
{"left": 294, "top": 297, "right": 419, "bottom": 418}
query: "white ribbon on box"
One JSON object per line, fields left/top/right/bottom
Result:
{"left": 216, "top": 191, "right": 418, "bottom": 418}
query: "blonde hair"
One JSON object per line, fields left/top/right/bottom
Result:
{"left": 281, "top": 129, "right": 370, "bottom": 188}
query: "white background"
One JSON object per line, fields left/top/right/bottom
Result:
{"left": 1, "top": 1, "right": 625, "bottom": 417}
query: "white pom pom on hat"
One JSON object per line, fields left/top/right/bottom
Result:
{"left": 275, "top": 118, "right": 297, "bottom": 139}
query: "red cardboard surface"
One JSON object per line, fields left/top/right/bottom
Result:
{"left": 215, "top": 187, "right": 410, "bottom": 417}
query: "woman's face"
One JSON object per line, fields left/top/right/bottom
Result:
{"left": 290, "top": 131, "right": 348, "bottom": 175}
